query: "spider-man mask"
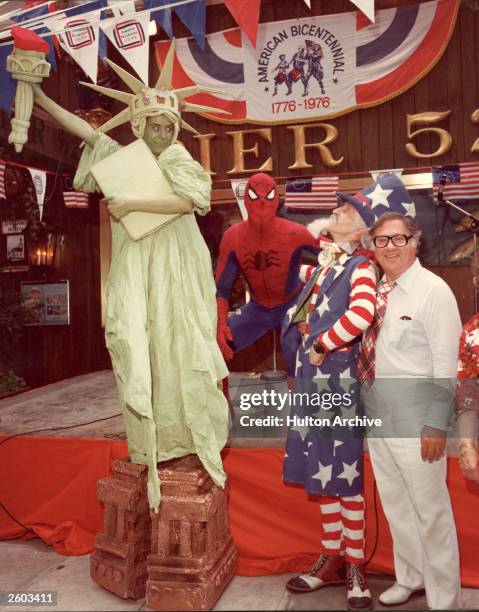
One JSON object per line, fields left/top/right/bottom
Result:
{"left": 244, "top": 173, "right": 279, "bottom": 230}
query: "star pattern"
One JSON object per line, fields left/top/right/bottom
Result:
{"left": 286, "top": 304, "right": 297, "bottom": 320}
{"left": 312, "top": 370, "right": 329, "bottom": 382}
{"left": 295, "top": 350, "right": 303, "bottom": 373}
{"left": 337, "top": 400, "right": 356, "bottom": 427}
{"left": 311, "top": 460, "right": 333, "bottom": 489}
{"left": 283, "top": 227, "right": 381, "bottom": 496}
{"left": 402, "top": 201, "right": 416, "bottom": 217}
{"left": 368, "top": 184, "right": 393, "bottom": 209}
{"left": 331, "top": 264, "right": 345, "bottom": 281}
{"left": 337, "top": 460, "right": 360, "bottom": 486}
{"left": 317, "top": 294, "right": 330, "bottom": 316}
{"left": 289, "top": 419, "right": 310, "bottom": 442}
{"left": 311, "top": 403, "right": 334, "bottom": 425}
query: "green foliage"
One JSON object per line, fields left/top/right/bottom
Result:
{"left": 0, "top": 371, "right": 26, "bottom": 396}
{"left": 0, "top": 290, "right": 28, "bottom": 393}
{"left": 0, "top": 291, "right": 25, "bottom": 354}
{"left": 24, "top": 184, "right": 42, "bottom": 240}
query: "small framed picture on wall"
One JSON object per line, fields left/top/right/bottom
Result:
{"left": 21, "top": 280, "right": 70, "bottom": 326}
{"left": 5, "top": 233, "right": 27, "bottom": 265}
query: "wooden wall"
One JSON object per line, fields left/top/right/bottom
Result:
{"left": 0, "top": 0, "right": 477, "bottom": 386}
{"left": 0, "top": 188, "right": 110, "bottom": 388}
{"left": 177, "top": 0, "right": 479, "bottom": 178}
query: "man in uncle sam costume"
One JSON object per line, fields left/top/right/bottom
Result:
{"left": 281, "top": 173, "right": 416, "bottom": 610}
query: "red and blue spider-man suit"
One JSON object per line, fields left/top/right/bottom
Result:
{"left": 215, "top": 173, "right": 319, "bottom": 375}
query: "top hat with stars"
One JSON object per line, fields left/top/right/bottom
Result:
{"left": 336, "top": 172, "right": 416, "bottom": 228}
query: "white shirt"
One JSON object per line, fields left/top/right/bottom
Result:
{"left": 375, "top": 258, "right": 462, "bottom": 378}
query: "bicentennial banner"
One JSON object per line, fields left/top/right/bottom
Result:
{"left": 245, "top": 12, "right": 355, "bottom": 121}
{"left": 155, "top": 0, "right": 459, "bottom": 124}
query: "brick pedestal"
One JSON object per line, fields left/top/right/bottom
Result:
{"left": 90, "top": 459, "right": 151, "bottom": 599}
{"left": 146, "top": 455, "right": 238, "bottom": 611}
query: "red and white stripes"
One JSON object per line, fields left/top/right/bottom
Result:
{"left": 319, "top": 494, "right": 365, "bottom": 563}
{"left": 341, "top": 494, "right": 366, "bottom": 562}
{"left": 317, "top": 260, "right": 377, "bottom": 352}
{"left": 319, "top": 496, "right": 343, "bottom": 555}
{"left": 0, "top": 161, "right": 6, "bottom": 199}
{"left": 299, "top": 259, "right": 376, "bottom": 347}
{"left": 299, "top": 264, "right": 316, "bottom": 284}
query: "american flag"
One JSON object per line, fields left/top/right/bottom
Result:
{"left": 63, "top": 177, "right": 89, "bottom": 208}
{"left": 0, "top": 161, "right": 6, "bottom": 199}
{"left": 432, "top": 162, "right": 479, "bottom": 201}
{"left": 285, "top": 176, "right": 339, "bottom": 210}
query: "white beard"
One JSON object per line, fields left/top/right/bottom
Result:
{"left": 307, "top": 216, "right": 332, "bottom": 239}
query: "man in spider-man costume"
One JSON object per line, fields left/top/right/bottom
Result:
{"left": 215, "top": 173, "right": 319, "bottom": 374}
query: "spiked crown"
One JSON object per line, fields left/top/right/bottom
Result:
{"left": 80, "top": 39, "right": 229, "bottom": 136}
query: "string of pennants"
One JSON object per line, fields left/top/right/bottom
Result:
{"left": 0, "top": 158, "right": 89, "bottom": 219}
{"left": 0, "top": 0, "right": 376, "bottom": 116}
{"left": 230, "top": 163, "right": 479, "bottom": 218}
{"left": 1, "top": 155, "right": 478, "bottom": 222}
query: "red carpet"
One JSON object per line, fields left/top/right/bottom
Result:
{"left": 1, "top": 436, "right": 478, "bottom": 585}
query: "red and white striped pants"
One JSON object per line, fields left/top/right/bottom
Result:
{"left": 319, "top": 494, "right": 365, "bottom": 563}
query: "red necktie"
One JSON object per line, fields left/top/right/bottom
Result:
{"left": 357, "top": 281, "right": 396, "bottom": 391}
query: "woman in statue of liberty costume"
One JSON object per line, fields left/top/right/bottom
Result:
{"left": 32, "top": 42, "right": 230, "bottom": 511}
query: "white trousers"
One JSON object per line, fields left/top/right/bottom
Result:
{"left": 368, "top": 437, "right": 461, "bottom": 610}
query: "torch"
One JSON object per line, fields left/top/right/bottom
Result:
{"left": 6, "top": 26, "right": 51, "bottom": 153}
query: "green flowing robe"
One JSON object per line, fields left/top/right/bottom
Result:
{"left": 74, "top": 135, "right": 229, "bottom": 510}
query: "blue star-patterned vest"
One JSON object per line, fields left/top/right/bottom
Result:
{"left": 282, "top": 253, "right": 368, "bottom": 377}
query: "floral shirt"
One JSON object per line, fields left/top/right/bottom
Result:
{"left": 457, "top": 313, "right": 479, "bottom": 412}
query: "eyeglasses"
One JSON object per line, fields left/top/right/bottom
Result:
{"left": 372, "top": 234, "right": 414, "bottom": 248}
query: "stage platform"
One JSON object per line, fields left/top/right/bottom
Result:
{"left": 0, "top": 370, "right": 288, "bottom": 446}
{"left": 1, "top": 371, "right": 478, "bottom": 602}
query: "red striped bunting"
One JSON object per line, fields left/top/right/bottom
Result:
{"left": 0, "top": 161, "right": 6, "bottom": 199}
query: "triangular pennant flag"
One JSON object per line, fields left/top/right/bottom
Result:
{"left": 370, "top": 168, "right": 403, "bottom": 181}
{"left": 144, "top": 0, "right": 172, "bottom": 38}
{"left": 64, "top": 0, "right": 108, "bottom": 64}
{"left": 230, "top": 178, "right": 249, "bottom": 220}
{"left": 48, "top": 13, "right": 100, "bottom": 83}
{"left": 65, "top": 0, "right": 108, "bottom": 17}
{"left": 100, "top": 11, "right": 150, "bottom": 83}
{"left": 0, "top": 161, "right": 6, "bottom": 199}
{"left": 107, "top": 0, "right": 135, "bottom": 17}
{"left": 303, "top": 0, "right": 311, "bottom": 8}
{"left": 98, "top": 28, "right": 107, "bottom": 61}
{"left": 224, "top": 0, "right": 261, "bottom": 48}
{"left": 0, "top": 44, "right": 16, "bottom": 118}
{"left": 152, "top": 7, "right": 172, "bottom": 37}
{"left": 27, "top": 167, "right": 47, "bottom": 220}
{"left": 175, "top": 0, "right": 206, "bottom": 50}
{"left": 350, "top": 0, "right": 375, "bottom": 23}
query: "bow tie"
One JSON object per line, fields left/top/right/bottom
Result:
{"left": 317, "top": 240, "right": 344, "bottom": 267}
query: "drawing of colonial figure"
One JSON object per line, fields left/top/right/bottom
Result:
{"left": 286, "top": 46, "right": 308, "bottom": 96}
{"left": 303, "top": 41, "right": 326, "bottom": 96}
{"left": 273, "top": 54, "right": 291, "bottom": 96}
